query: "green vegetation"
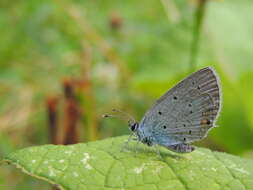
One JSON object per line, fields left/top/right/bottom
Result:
{"left": 1, "top": 0, "right": 253, "bottom": 189}
{"left": 2, "top": 136, "right": 253, "bottom": 190}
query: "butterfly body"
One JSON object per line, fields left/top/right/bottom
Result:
{"left": 130, "top": 67, "right": 221, "bottom": 153}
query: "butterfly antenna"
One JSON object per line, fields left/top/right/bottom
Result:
{"left": 112, "top": 109, "right": 136, "bottom": 122}
{"left": 102, "top": 114, "right": 125, "bottom": 120}
{"left": 102, "top": 109, "right": 136, "bottom": 125}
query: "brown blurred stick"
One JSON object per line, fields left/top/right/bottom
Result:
{"left": 46, "top": 80, "right": 81, "bottom": 145}
{"left": 46, "top": 96, "right": 59, "bottom": 144}
{"left": 60, "top": 79, "right": 80, "bottom": 145}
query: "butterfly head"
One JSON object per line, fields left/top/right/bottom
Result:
{"left": 129, "top": 121, "right": 139, "bottom": 132}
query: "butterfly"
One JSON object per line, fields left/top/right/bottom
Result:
{"left": 104, "top": 67, "right": 221, "bottom": 153}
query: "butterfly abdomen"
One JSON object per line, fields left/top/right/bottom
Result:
{"left": 167, "top": 143, "right": 195, "bottom": 153}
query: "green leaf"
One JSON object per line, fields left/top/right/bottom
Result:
{"left": 1, "top": 136, "right": 253, "bottom": 190}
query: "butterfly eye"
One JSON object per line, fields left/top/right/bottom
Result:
{"left": 131, "top": 123, "right": 138, "bottom": 131}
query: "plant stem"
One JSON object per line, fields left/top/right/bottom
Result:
{"left": 62, "top": 79, "right": 80, "bottom": 145}
{"left": 46, "top": 96, "right": 59, "bottom": 144}
{"left": 189, "top": 0, "right": 207, "bottom": 72}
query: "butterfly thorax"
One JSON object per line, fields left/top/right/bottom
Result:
{"left": 136, "top": 130, "right": 153, "bottom": 146}
{"left": 135, "top": 119, "right": 154, "bottom": 147}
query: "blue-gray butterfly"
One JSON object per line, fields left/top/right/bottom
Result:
{"left": 103, "top": 67, "right": 221, "bottom": 153}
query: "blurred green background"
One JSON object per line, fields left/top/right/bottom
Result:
{"left": 1, "top": 0, "right": 253, "bottom": 189}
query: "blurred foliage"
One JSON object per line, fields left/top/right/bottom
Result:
{"left": 1, "top": 0, "right": 253, "bottom": 189}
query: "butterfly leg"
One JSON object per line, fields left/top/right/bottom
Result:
{"left": 167, "top": 143, "right": 195, "bottom": 153}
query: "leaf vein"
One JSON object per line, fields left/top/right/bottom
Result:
{"left": 212, "top": 152, "right": 247, "bottom": 190}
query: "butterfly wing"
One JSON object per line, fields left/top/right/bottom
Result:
{"left": 139, "top": 67, "right": 221, "bottom": 146}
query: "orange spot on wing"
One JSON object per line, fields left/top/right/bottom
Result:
{"left": 200, "top": 119, "right": 211, "bottom": 126}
